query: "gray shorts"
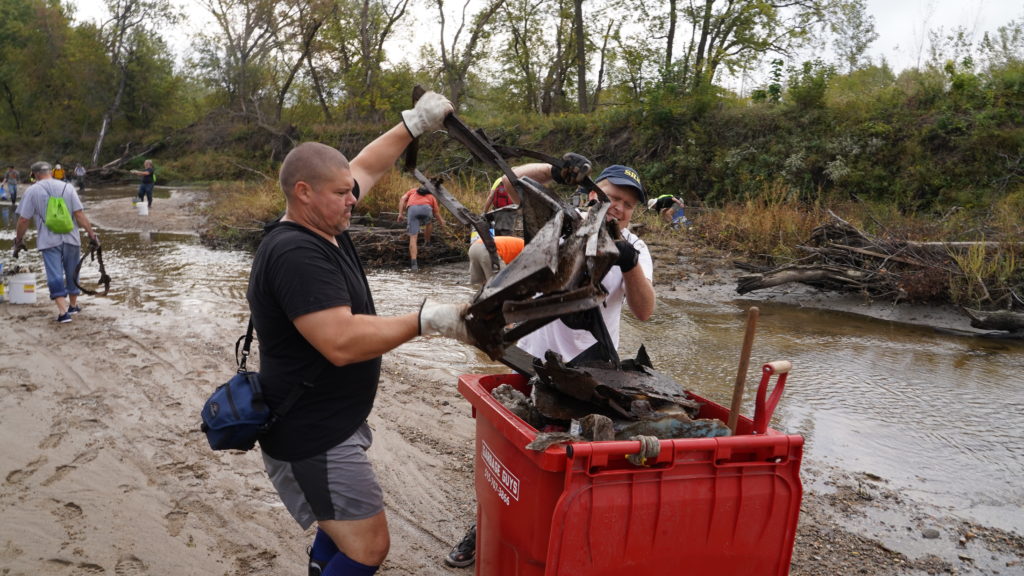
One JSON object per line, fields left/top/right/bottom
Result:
{"left": 262, "top": 422, "right": 383, "bottom": 529}
{"left": 406, "top": 204, "right": 433, "bottom": 235}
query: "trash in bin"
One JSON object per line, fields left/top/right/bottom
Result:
{"left": 490, "top": 344, "right": 732, "bottom": 452}
{"left": 459, "top": 372, "right": 803, "bottom": 576}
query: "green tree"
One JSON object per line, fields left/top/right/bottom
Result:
{"left": 429, "top": 0, "right": 507, "bottom": 109}
{"left": 193, "top": 0, "right": 278, "bottom": 116}
{"left": 681, "top": 0, "right": 832, "bottom": 91}
{"left": 90, "top": 0, "right": 182, "bottom": 167}
{"left": 829, "top": 0, "right": 877, "bottom": 73}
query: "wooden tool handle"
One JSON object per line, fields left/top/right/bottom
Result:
{"left": 727, "top": 306, "right": 759, "bottom": 434}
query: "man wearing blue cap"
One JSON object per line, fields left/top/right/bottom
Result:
{"left": 444, "top": 159, "right": 655, "bottom": 568}
{"left": 515, "top": 162, "right": 654, "bottom": 360}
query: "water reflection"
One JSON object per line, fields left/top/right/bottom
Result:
{"left": 2, "top": 189, "right": 1022, "bottom": 534}
{"left": 625, "top": 298, "right": 1024, "bottom": 533}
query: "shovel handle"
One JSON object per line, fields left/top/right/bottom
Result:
{"left": 727, "top": 306, "right": 759, "bottom": 434}
{"left": 753, "top": 361, "right": 791, "bottom": 434}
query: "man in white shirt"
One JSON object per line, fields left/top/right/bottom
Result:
{"left": 515, "top": 163, "right": 655, "bottom": 362}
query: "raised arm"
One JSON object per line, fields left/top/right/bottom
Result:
{"left": 350, "top": 91, "right": 453, "bottom": 198}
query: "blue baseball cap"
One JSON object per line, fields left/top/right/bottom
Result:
{"left": 595, "top": 165, "right": 646, "bottom": 204}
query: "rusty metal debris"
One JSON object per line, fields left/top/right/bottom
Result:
{"left": 402, "top": 86, "right": 732, "bottom": 446}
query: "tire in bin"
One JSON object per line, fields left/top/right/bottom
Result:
{"left": 457, "top": 373, "right": 803, "bottom": 576}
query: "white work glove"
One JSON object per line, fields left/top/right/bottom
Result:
{"left": 402, "top": 91, "right": 454, "bottom": 138}
{"left": 418, "top": 298, "right": 473, "bottom": 344}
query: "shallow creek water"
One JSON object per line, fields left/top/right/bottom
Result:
{"left": 2, "top": 186, "right": 1021, "bottom": 536}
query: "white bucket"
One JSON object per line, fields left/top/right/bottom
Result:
{"left": 137, "top": 202, "right": 149, "bottom": 216}
{"left": 8, "top": 272, "right": 37, "bottom": 304}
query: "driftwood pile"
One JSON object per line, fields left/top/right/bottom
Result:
{"left": 735, "top": 213, "right": 1024, "bottom": 335}
{"left": 349, "top": 213, "right": 466, "bottom": 269}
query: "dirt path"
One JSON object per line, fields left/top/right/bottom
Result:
{"left": 0, "top": 191, "right": 1019, "bottom": 575}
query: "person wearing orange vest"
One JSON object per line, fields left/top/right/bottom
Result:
{"left": 467, "top": 234, "right": 524, "bottom": 286}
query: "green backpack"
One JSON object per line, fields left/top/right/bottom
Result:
{"left": 45, "top": 185, "right": 74, "bottom": 234}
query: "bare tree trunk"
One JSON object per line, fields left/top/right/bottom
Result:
{"left": 690, "top": 0, "right": 713, "bottom": 90}
{"left": 91, "top": 63, "right": 128, "bottom": 168}
{"left": 306, "top": 55, "right": 333, "bottom": 122}
{"left": 592, "top": 21, "right": 613, "bottom": 109}
{"left": 572, "top": 0, "right": 587, "bottom": 113}
{"left": 275, "top": 19, "right": 325, "bottom": 121}
{"left": 1, "top": 82, "right": 21, "bottom": 132}
{"left": 664, "top": 0, "right": 677, "bottom": 74}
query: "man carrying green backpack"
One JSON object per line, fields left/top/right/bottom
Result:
{"left": 12, "top": 161, "right": 100, "bottom": 324}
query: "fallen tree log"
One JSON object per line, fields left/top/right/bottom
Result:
{"left": 737, "top": 265, "right": 876, "bottom": 294}
{"left": 962, "top": 307, "right": 1024, "bottom": 332}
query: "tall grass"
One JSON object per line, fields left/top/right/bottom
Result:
{"left": 203, "top": 172, "right": 1023, "bottom": 308}
{"left": 692, "top": 182, "right": 828, "bottom": 263}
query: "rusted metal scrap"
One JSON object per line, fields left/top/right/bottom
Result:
{"left": 402, "top": 87, "right": 725, "bottom": 436}
{"left": 532, "top": 347, "right": 701, "bottom": 420}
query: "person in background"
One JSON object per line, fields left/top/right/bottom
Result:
{"left": 647, "top": 193, "right": 685, "bottom": 224}
{"left": 482, "top": 177, "right": 517, "bottom": 236}
{"left": 130, "top": 159, "right": 155, "bottom": 208}
{"left": 3, "top": 165, "right": 17, "bottom": 207}
{"left": 73, "top": 163, "right": 87, "bottom": 191}
{"left": 52, "top": 163, "right": 65, "bottom": 181}
{"left": 482, "top": 177, "right": 514, "bottom": 212}
{"left": 247, "top": 90, "right": 476, "bottom": 576}
{"left": 397, "top": 185, "right": 446, "bottom": 271}
{"left": 467, "top": 234, "right": 525, "bottom": 286}
{"left": 445, "top": 163, "right": 655, "bottom": 569}
{"left": 12, "top": 161, "right": 100, "bottom": 323}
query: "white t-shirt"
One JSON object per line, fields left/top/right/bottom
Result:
{"left": 518, "top": 226, "right": 653, "bottom": 362}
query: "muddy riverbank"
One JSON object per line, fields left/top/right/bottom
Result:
{"left": 0, "top": 189, "right": 1019, "bottom": 575}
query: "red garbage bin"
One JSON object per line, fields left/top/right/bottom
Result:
{"left": 458, "top": 373, "right": 803, "bottom": 576}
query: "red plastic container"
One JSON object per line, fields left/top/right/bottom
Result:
{"left": 458, "top": 373, "right": 803, "bottom": 576}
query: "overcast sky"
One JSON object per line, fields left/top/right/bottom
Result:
{"left": 70, "top": 0, "right": 1023, "bottom": 75}
{"left": 865, "top": 0, "right": 1023, "bottom": 70}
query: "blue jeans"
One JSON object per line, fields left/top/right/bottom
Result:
{"left": 138, "top": 182, "right": 154, "bottom": 206}
{"left": 41, "top": 243, "right": 82, "bottom": 300}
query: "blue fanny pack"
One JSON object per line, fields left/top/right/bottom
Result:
{"left": 200, "top": 319, "right": 309, "bottom": 451}
{"left": 201, "top": 371, "right": 272, "bottom": 451}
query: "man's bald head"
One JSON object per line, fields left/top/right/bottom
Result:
{"left": 280, "top": 142, "right": 350, "bottom": 198}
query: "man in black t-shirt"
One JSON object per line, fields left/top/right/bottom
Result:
{"left": 246, "top": 92, "right": 474, "bottom": 576}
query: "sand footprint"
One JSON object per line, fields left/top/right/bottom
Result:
{"left": 41, "top": 450, "right": 99, "bottom": 487}
{"left": 114, "top": 554, "right": 148, "bottom": 575}
{"left": 5, "top": 456, "right": 47, "bottom": 485}
{"left": 38, "top": 430, "right": 66, "bottom": 450}
{"left": 0, "top": 367, "right": 33, "bottom": 392}
{"left": 41, "top": 465, "right": 76, "bottom": 487}
{"left": 165, "top": 508, "right": 188, "bottom": 537}
{"left": 46, "top": 558, "right": 105, "bottom": 574}
{"left": 0, "top": 540, "right": 23, "bottom": 562}
{"left": 50, "top": 501, "right": 83, "bottom": 520}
